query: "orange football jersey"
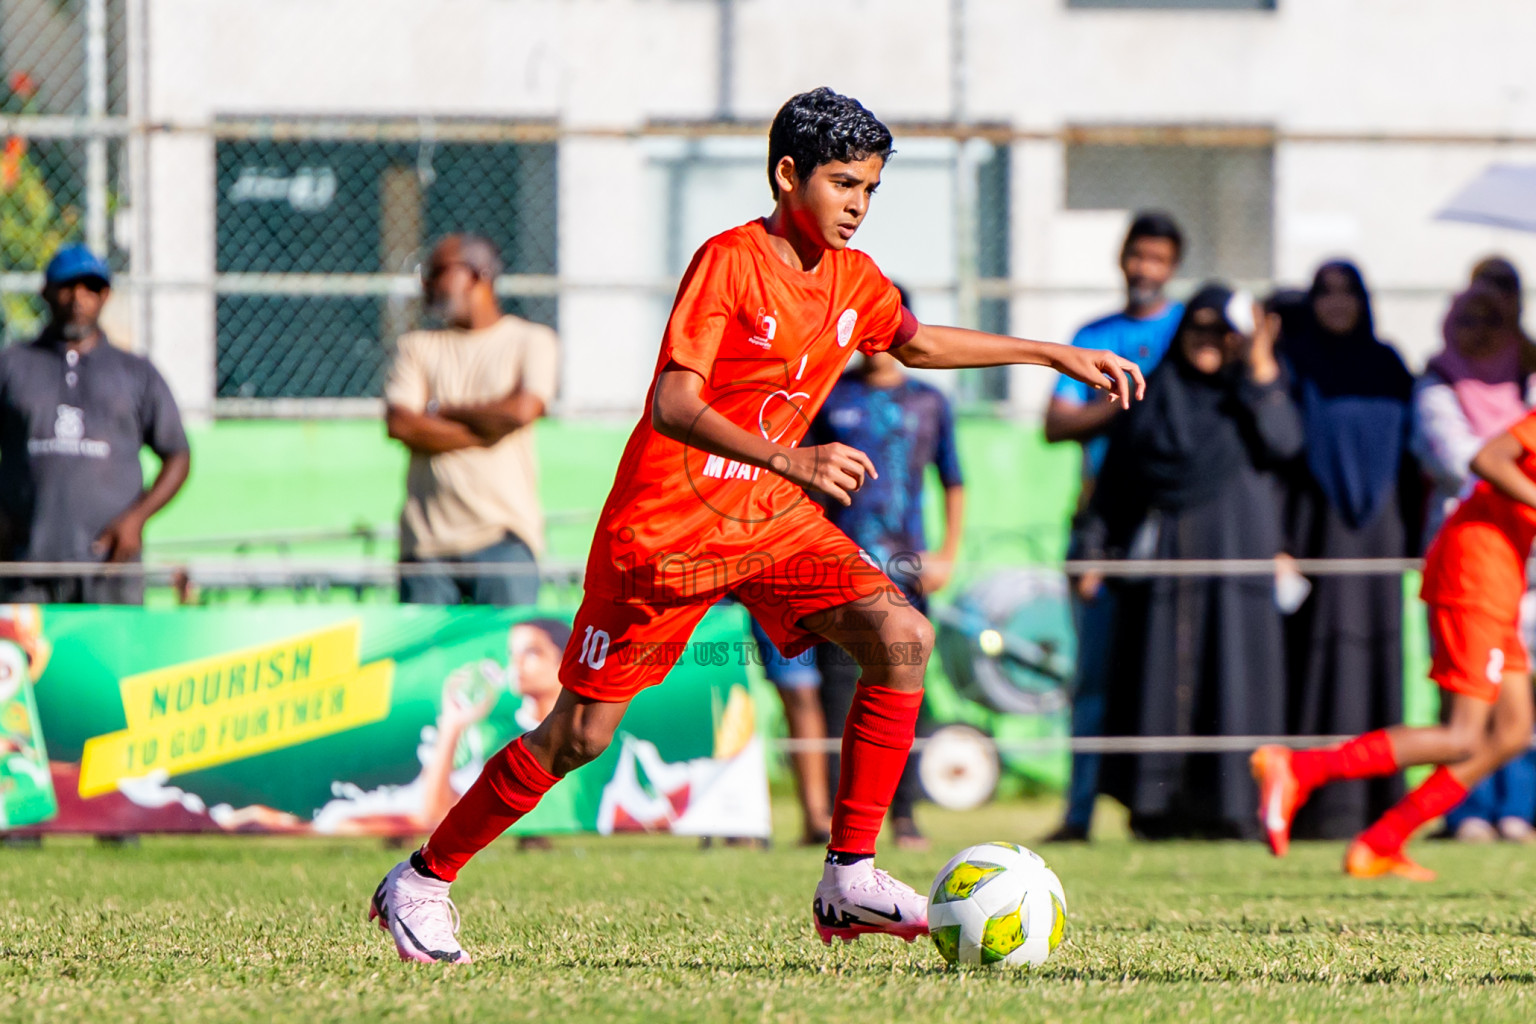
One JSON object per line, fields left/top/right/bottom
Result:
{"left": 1422, "top": 411, "right": 1536, "bottom": 620}
{"left": 585, "top": 219, "right": 906, "bottom": 602}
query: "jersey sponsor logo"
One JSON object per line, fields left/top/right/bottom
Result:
{"left": 836, "top": 308, "right": 858, "bottom": 348}
{"left": 701, "top": 455, "right": 762, "bottom": 481}
{"left": 748, "top": 309, "right": 778, "bottom": 349}
{"left": 28, "top": 404, "right": 109, "bottom": 458}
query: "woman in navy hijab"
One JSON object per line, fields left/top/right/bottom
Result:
{"left": 1280, "top": 260, "right": 1421, "bottom": 841}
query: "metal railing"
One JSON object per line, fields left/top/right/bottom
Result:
{"left": 775, "top": 735, "right": 1356, "bottom": 755}
{"left": 0, "top": 554, "right": 1431, "bottom": 586}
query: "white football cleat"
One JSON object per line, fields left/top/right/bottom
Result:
{"left": 368, "top": 860, "right": 472, "bottom": 964}
{"left": 812, "top": 859, "right": 929, "bottom": 945}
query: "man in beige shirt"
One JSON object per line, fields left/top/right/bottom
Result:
{"left": 384, "top": 234, "right": 558, "bottom": 605}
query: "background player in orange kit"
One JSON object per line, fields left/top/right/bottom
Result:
{"left": 1253, "top": 412, "right": 1536, "bottom": 880}
{"left": 367, "top": 87, "right": 1145, "bottom": 964}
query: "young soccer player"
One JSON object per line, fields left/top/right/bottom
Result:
{"left": 1253, "top": 414, "right": 1536, "bottom": 880}
{"left": 368, "top": 87, "right": 1144, "bottom": 964}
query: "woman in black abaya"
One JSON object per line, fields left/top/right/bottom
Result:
{"left": 1280, "top": 261, "right": 1418, "bottom": 840}
{"left": 1085, "top": 285, "right": 1303, "bottom": 839}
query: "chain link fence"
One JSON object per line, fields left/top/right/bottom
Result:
{"left": 207, "top": 123, "right": 1016, "bottom": 414}
{"left": 214, "top": 132, "right": 558, "bottom": 400}
{"left": 3, "top": 2, "right": 1535, "bottom": 422}
{"left": 0, "top": 0, "right": 1017, "bottom": 415}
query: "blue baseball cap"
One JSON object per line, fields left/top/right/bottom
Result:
{"left": 44, "top": 244, "right": 111, "bottom": 288}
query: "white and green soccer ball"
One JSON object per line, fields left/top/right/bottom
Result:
{"left": 927, "top": 842, "right": 1067, "bottom": 968}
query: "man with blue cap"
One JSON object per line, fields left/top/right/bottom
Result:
{"left": 0, "top": 243, "right": 190, "bottom": 603}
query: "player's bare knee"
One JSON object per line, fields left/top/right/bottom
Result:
{"left": 556, "top": 721, "right": 615, "bottom": 774}
{"left": 910, "top": 613, "right": 936, "bottom": 659}
{"left": 877, "top": 605, "right": 933, "bottom": 661}
{"left": 570, "top": 725, "right": 614, "bottom": 765}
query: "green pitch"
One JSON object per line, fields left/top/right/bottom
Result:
{"left": 2, "top": 800, "right": 1535, "bottom": 1023}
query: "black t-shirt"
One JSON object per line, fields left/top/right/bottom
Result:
{"left": 0, "top": 337, "right": 188, "bottom": 561}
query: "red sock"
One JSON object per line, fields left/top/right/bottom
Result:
{"left": 1291, "top": 729, "right": 1397, "bottom": 792}
{"left": 829, "top": 685, "right": 923, "bottom": 856}
{"left": 1358, "top": 766, "right": 1468, "bottom": 855}
{"left": 420, "top": 737, "right": 559, "bottom": 881}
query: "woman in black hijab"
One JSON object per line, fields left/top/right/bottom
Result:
{"left": 1280, "top": 261, "right": 1418, "bottom": 840}
{"left": 1083, "top": 284, "right": 1304, "bottom": 839}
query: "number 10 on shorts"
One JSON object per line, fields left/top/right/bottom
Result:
{"left": 578, "top": 626, "right": 610, "bottom": 670}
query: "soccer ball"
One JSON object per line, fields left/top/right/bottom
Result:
{"left": 927, "top": 842, "right": 1067, "bottom": 968}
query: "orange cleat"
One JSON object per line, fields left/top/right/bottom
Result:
{"left": 1250, "top": 745, "right": 1304, "bottom": 857}
{"left": 1343, "top": 840, "right": 1437, "bottom": 882}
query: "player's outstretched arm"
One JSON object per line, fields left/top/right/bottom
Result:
{"left": 1471, "top": 431, "right": 1536, "bottom": 510}
{"left": 894, "top": 322, "right": 1146, "bottom": 408}
{"left": 652, "top": 364, "right": 876, "bottom": 506}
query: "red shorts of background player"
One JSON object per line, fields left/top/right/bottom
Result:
{"left": 1427, "top": 602, "right": 1528, "bottom": 704}
{"left": 559, "top": 514, "right": 904, "bottom": 703}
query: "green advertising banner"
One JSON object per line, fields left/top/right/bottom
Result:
{"left": 0, "top": 603, "right": 767, "bottom": 839}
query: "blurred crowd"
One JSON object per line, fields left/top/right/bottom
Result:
{"left": 1045, "top": 213, "right": 1536, "bottom": 846}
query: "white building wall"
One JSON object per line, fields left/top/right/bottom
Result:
{"left": 140, "top": 0, "right": 1536, "bottom": 418}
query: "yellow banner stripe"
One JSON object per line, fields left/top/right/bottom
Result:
{"left": 117, "top": 621, "right": 362, "bottom": 730}
{"left": 79, "top": 660, "right": 394, "bottom": 798}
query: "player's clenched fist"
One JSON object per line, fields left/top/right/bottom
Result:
{"left": 1049, "top": 346, "right": 1147, "bottom": 408}
{"left": 775, "top": 442, "right": 878, "bottom": 506}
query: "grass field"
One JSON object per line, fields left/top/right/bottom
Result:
{"left": 4, "top": 799, "right": 1536, "bottom": 1023}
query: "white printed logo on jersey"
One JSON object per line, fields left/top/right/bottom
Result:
{"left": 701, "top": 454, "right": 762, "bottom": 481}
{"left": 696, "top": 387, "right": 809, "bottom": 482}
{"left": 748, "top": 309, "right": 778, "bottom": 349}
{"left": 836, "top": 308, "right": 858, "bottom": 348}
{"left": 27, "top": 403, "right": 108, "bottom": 458}
{"left": 758, "top": 389, "right": 809, "bottom": 444}
{"left": 54, "top": 404, "right": 83, "bottom": 441}
{"left": 1487, "top": 648, "right": 1506, "bottom": 684}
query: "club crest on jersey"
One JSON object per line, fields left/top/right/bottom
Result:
{"left": 54, "top": 404, "right": 84, "bottom": 441}
{"left": 749, "top": 309, "right": 778, "bottom": 350}
{"left": 836, "top": 308, "right": 858, "bottom": 348}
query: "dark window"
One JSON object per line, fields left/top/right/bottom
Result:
{"left": 214, "top": 139, "right": 558, "bottom": 399}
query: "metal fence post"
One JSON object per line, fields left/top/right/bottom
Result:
{"left": 84, "top": 0, "right": 110, "bottom": 259}
{"left": 950, "top": 0, "right": 979, "bottom": 331}
{"left": 126, "top": 0, "right": 151, "bottom": 360}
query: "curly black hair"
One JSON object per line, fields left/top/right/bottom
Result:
{"left": 766, "top": 88, "right": 893, "bottom": 198}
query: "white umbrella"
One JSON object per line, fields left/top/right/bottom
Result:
{"left": 1438, "top": 164, "right": 1536, "bottom": 233}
